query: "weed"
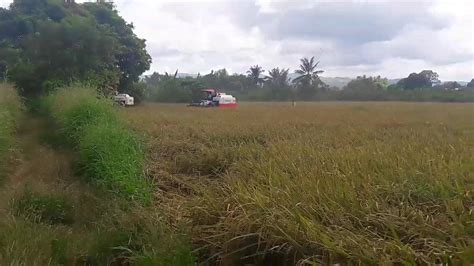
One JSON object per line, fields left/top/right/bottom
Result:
{"left": 12, "top": 189, "right": 74, "bottom": 225}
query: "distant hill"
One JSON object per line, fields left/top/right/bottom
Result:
{"left": 388, "top": 79, "right": 401, "bottom": 85}
{"left": 320, "top": 77, "right": 352, "bottom": 89}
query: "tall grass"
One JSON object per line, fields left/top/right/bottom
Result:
{"left": 124, "top": 102, "right": 474, "bottom": 264}
{"left": 0, "top": 84, "right": 21, "bottom": 179}
{"left": 0, "top": 102, "right": 192, "bottom": 264}
{"left": 1, "top": 200, "right": 194, "bottom": 265}
{"left": 44, "top": 86, "right": 151, "bottom": 202}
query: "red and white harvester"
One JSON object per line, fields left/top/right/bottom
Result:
{"left": 189, "top": 88, "right": 237, "bottom": 108}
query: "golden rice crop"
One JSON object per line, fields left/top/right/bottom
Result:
{"left": 122, "top": 102, "right": 474, "bottom": 264}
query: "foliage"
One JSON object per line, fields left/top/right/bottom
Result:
{"left": 247, "top": 65, "right": 265, "bottom": 87}
{"left": 264, "top": 68, "right": 292, "bottom": 100}
{"left": 201, "top": 69, "right": 250, "bottom": 93}
{"left": 83, "top": 2, "right": 151, "bottom": 90}
{"left": 123, "top": 82, "right": 148, "bottom": 104}
{"left": 293, "top": 56, "right": 326, "bottom": 99}
{"left": 396, "top": 70, "right": 439, "bottom": 90}
{"left": 338, "top": 75, "right": 389, "bottom": 100}
{"left": 0, "top": 0, "right": 150, "bottom": 98}
{"left": 293, "top": 56, "right": 324, "bottom": 85}
{"left": 436, "top": 81, "right": 462, "bottom": 91}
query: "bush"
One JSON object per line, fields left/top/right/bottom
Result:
{"left": 12, "top": 190, "right": 74, "bottom": 225}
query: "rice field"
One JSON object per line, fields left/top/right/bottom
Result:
{"left": 122, "top": 102, "right": 474, "bottom": 264}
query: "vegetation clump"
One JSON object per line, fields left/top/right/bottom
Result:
{"left": 12, "top": 190, "right": 74, "bottom": 225}
{"left": 45, "top": 86, "right": 151, "bottom": 203}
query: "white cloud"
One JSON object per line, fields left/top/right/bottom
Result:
{"left": 1, "top": 0, "right": 473, "bottom": 80}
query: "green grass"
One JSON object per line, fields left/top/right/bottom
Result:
{"left": 124, "top": 102, "right": 474, "bottom": 264}
{"left": 44, "top": 86, "right": 151, "bottom": 202}
{"left": 79, "top": 122, "right": 150, "bottom": 202}
{"left": 1, "top": 201, "right": 194, "bottom": 265}
{"left": 12, "top": 189, "right": 74, "bottom": 225}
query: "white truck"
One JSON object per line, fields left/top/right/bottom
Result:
{"left": 114, "top": 93, "right": 134, "bottom": 106}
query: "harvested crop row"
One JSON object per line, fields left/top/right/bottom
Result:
{"left": 43, "top": 86, "right": 151, "bottom": 203}
{"left": 0, "top": 84, "right": 22, "bottom": 178}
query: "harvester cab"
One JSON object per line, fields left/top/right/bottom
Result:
{"left": 202, "top": 89, "right": 217, "bottom": 101}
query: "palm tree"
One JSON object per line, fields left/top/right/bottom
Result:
{"left": 266, "top": 68, "right": 290, "bottom": 87}
{"left": 293, "top": 56, "right": 324, "bottom": 85}
{"left": 247, "top": 65, "right": 265, "bottom": 87}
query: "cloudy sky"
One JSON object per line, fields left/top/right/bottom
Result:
{"left": 1, "top": 0, "right": 473, "bottom": 80}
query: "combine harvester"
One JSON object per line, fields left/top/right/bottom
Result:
{"left": 189, "top": 88, "right": 237, "bottom": 108}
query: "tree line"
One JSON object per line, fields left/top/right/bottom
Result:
{"left": 135, "top": 56, "right": 328, "bottom": 103}
{"left": 137, "top": 66, "right": 474, "bottom": 103}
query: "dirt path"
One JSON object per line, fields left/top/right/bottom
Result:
{"left": 0, "top": 115, "right": 77, "bottom": 214}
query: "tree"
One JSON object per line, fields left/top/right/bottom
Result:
{"left": 0, "top": 0, "right": 151, "bottom": 98}
{"left": 266, "top": 68, "right": 290, "bottom": 87}
{"left": 82, "top": 2, "right": 151, "bottom": 91}
{"left": 8, "top": 17, "right": 120, "bottom": 97}
{"left": 293, "top": 56, "right": 325, "bottom": 99}
{"left": 419, "top": 70, "right": 440, "bottom": 86}
{"left": 293, "top": 56, "right": 324, "bottom": 85}
{"left": 264, "top": 68, "right": 291, "bottom": 100}
{"left": 397, "top": 70, "right": 439, "bottom": 90}
{"left": 341, "top": 76, "right": 388, "bottom": 100}
{"left": 439, "top": 81, "right": 462, "bottom": 91}
{"left": 247, "top": 65, "right": 265, "bottom": 87}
